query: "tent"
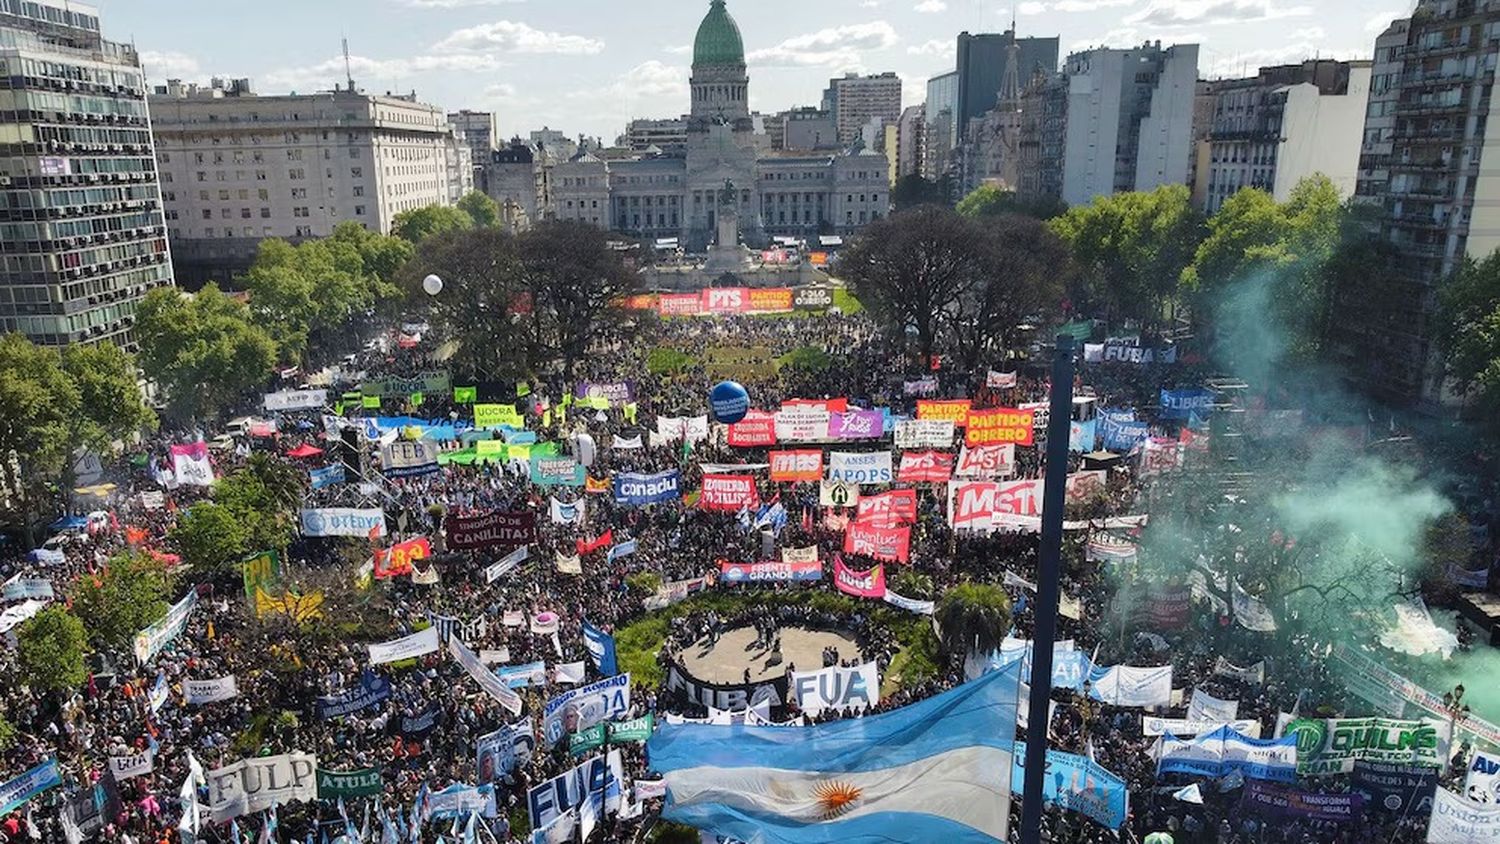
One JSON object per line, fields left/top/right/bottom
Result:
{"left": 287, "top": 443, "right": 324, "bottom": 459}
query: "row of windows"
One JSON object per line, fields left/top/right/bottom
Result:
{"left": 0, "top": 57, "right": 137, "bottom": 90}
{"left": 1, "top": 236, "right": 164, "bottom": 273}
{"left": 0, "top": 183, "right": 157, "bottom": 210}
{"left": 32, "top": 124, "right": 152, "bottom": 146}
{"left": 0, "top": 208, "right": 162, "bottom": 241}
{"left": 1, "top": 90, "right": 148, "bottom": 120}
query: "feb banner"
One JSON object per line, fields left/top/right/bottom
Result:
{"left": 381, "top": 439, "right": 439, "bottom": 478}
{"left": 613, "top": 471, "right": 681, "bottom": 506}
{"left": 789, "top": 662, "right": 880, "bottom": 715}
{"left": 834, "top": 556, "right": 886, "bottom": 598}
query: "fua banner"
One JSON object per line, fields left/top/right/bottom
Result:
{"left": 790, "top": 661, "right": 879, "bottom": 716}
{"left": 207, "top": 752, "right": 317, "bottom": 823}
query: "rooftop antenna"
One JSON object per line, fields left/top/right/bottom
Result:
{"left": 342, "top": 37, "right": 356, "bottom": 92}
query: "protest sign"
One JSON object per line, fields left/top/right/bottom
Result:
{"left": 965, "top": 408, "right": 1036, "bottom": 447}
{"left": 769, "top": 450, "right": 822, "bottom": 483}
{"left": 843, "top": 523, "right": 910, "bottom": 563}
{"left": 827, "top": 451, "right": 893, "bottom": 484}
{"left": 542, "top": 674, "right": 632, "bottom": 745}
{"left": 790, "top": 662, "right": 880, "bottom": 715}
{"left": 718, "top": 560, "right": 822, "bottom": 584}
{"left": 897, "top": 450, "right": 954, "bottom": 483}
{"left": 300, "top": 508, "right": 386, "bottom": 539}
{"left": 613, "top": 471, "right": 681, "bottom": 505}
{"left": 184, "top": 676, "right": 239, "bottom": 705}
{"left": 894, "top": 420, "right": 954, "bottom": 449}
{"left": 207, "top": 753, "right": 317, "bottom": 823}
{"left": 700, "top": 475, "right": 759, "bottom": 511}
{"left": 445, "top": 511, "right": 535, "bottom": 551}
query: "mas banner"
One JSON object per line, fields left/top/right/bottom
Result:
{"left": 769, "top": 450, "right": 822, "bottom": 483}
{"left": 300, "top": 508, "right": 386, "bottom": 539}
{"left": 613, "top": 471, "right": 681, "bottom": 506}
{"left": 790, "top": 661, "right": 880, "bottom": 715}
{"left": 700, "top": 475, "right": 759, "bottom": 511}
{"left": 718, "top": 560, "right": 822, "bottom": 584}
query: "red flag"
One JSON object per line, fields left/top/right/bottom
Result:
{"left": 576, "top": 529, "right": 614, "bottom": 555}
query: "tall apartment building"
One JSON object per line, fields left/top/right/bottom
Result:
{"left": 955, "top": 30, "right": 1060, "bottom": 133}
{"left": 1196, "top": 60, "right": 1372, "bottom": 214}
{"left": 1017, "top": 72, "right": 1067, "bottom": 199}
{"left": 823, "top": 72, "right": 902, "bottom": 145}
{"left": 621, "top": 118, "right": 688, "bottom": 154}
{"left": 1352, "top": 1, "right": 1500, "bottom": 403}
{"left": 484, "top": 138, "right": 543, "bottom": 231}
{"left": 1059, "top": 42, "right": 1199, "bottom": 207}
{"left": 151, "top": 78, "right": 465, "bottom": 285}
{"left": 896, "top": 105, "right": 926, "bottom": 180}
{"left": 0, "top": 0, "right": 173, "bottom": 349}
{"left": 448, "top": 109, "right": 495, "bottom": 192}
{"left": 924, "top": 70, "right": 959, "bottom": 179}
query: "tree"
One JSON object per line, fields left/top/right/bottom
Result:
{"left": 1049, "top": 185, "right": 1202, "bottom": 328}
{"left": 891, "top": 175, "right": 948, "bottom": 211}
{"left": 400, "top": 227, "right": 530, "bottom": 380}
{"left": 891, "top": 569, "right": 934, "bottom": 600}
{"left": 457, "top": 191, "right": 501, "bottom": 228}
{"left": 839, "top": 207, "right": 992, "bottom": 366}
{"left": 514, "top": 220, "right": 642, "bottom": 379}
{"left": 1437, "top": 248, "right": 1500, "bottom": 408}
{"left": 170, "top": 502, "right": 250, "bottom": 575}
{"left": 214, "top": 454, "right": 301, "bottom": 554}
{"left": 59, "top": 343, "right": 157, "bottom": 494}
{"left": 0, "top": 334, "right": 80, "bottom": 538}
{"left": 70, "top": 551, "right": 170, "bottom": 652}
{"left": 392, "top": 205, "right": 473, "bottom": 244}
{"left": 934, "top": 583, "right": 1011, "bottom": 656}
{"left": 135, "top": 285, "right": 278, "bottom": 421}
{"left": 17, "top": 608, "right": 88, "bottom": 693}
{"left": 957, "top": 184, "right": 1067, "bottom": 221}
{"left": 945, "top": 214, "right": 1069, "bottom": 381}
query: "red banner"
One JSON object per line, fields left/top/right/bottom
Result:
{"left": 622, "top": 294, "right": 658, "bottom": 311}
{"left": 834, "top": 555, "right": 887, "bottom": 598}
{"left": 897, "top": 451, "right": 954, "bottom": 483}
{"left": 781, "top": 398, "right": 849, "bottom": 414}
{"left": 576, "top": 529, "right": 614, "bottom": 556}
{"left": 375, "top": 536, "right": 430, "bottom": 579}
{"left": 917, "top": 399, "right": 972, "bottom": 427}
{"left": 769, "top": 450, "right": 823, "bottom": 483}
{"left": 727, "top": 411, "right": 777, "bottom": 448}
{"left": 955, "top": 444, "right": 1016, "bottom": 478}
{"left": 843, "top": 523, "right": 911, "bottom": 564}
{"left": 856, "top": 490, "right": 917, "bottom": 529}
{"left": 965, "top": 408, "right": 1036, "bottom": 447}
{"left": 947, "top": 479, "right": 1044, "bottom": 530}
{"left": 700, "top": 475, "right": 759, "bottom": 511}
{"left": 658, "top": 293, "right": 702, "bottom": 317}
{"left": 701, "top": 287, "right": 748, "bottom": 314}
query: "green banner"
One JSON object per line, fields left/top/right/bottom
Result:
{"left": 1287, "top": 716, "right": 1449, "bottom": 776}
{"left": 1056, "top": 320, "right": 1094, "bottom": 342}
{"left": 410, "top": 392, "right": 424, "bottom": 408}
{"left": 516, "top": 382, "right": 532, "bottom": 398}
{"left": 316, "top": 767, "right": 383, "bottom": 799}
{"left": 475, "top": 403, "right": 523, "bottom": 429}
{"left": 242, "top": 551, "right": 281, "bottom": 605}
{"left": 453, "top": 386, "right": 477, "bottom": 405}
{"left": 362, "top": 395, "right": 382, "bottom": 410}
{"left": 608, "top": 714, "right": 653, "bottom": 743}
{"left": 569, "top": 723, "right": 605, "bottom": 756}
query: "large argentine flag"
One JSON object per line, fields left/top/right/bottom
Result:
{"left": 647, "top": 665, "right": 1021, "bottom": 843}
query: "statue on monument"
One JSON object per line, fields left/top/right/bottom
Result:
{"left": 718, "top": 178, "right": 737, "bottom": 208}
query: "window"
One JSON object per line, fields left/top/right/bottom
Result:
{"left": 349, "top": 148, "right": 359, "bottom": 159}
{"left": 260, "top": 208, "right": 271, "bottom": 218}
{"left": 291, "top": 188, "right": 307, "bottom": 199}
{"left": 241, "top": 208, "right": 251, "bottom": 219}
{"left": 293, "top": 207, "right": 309, "bottom": 218}
{"left": 216, "top": 171, "right": 226, "bottom": 182}
{"left": 355, "top": 205, "right": 366, "bottom": 216}
{"left": 353, "top": 186, "right": 364, "bottom": 197}
{"left": 196, "top": 172, "right": 206, "bottom": 182}
{"left": 258, "top": 189, "right": 269, "bottom": 201}
{"left": 218, "top": 190, "right": 230, "bottom": 200}
{"left": 220, "top": 208, "right": 231, "bottom": 219}
{"left": 201, "top": 209, "right": 212, "bottom": 220}
{"left": 161, "top": 172, "right": 173, "bottom": 183}
{"left": 256, "top": 171, "right": 268, "bottom": 181}
{"left": 351, "top": 167, "right": 362, "bottom": 178}
{"left": 289, "top": 169, "right": 305, "bottom": 180}
{"left": 194, "top": 153, "right": 204, "bottom": 164}
{"left": 159, "top": 152, "right": 171, "bottom": 163}
{"left": 199, "top": 190, "right": 210, "bottom": 201}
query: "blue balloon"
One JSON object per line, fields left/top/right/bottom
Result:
{"left": 709, "top": 380, "right": 750, "bottom": 424}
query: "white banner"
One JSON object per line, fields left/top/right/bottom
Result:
{"left": 108, "top": 750, "right": 154, "bottom": 782}
{"left": 0, "top": 577, "right": 53, "bottom": 602}
{"left": 0, "top": 598, "right": 47, "bottom": 634}
{"left": 556, "top": 553, "right": 582, "bottom": 575}
{"left": 133, "top": 590, "right": 199, "bottom": 664}
{"left": 1466, "top": 750, "right": 1500, "bottom": 805}
{"left": 172, "top": 447, "right": 214, "bottom": 487}
{"left": 1428, "top": 788, "right": 1500, "bottom": 843}
{"left": 1187, "top": 689, "right": 1239, "bottom": 722}
{"left": 486, "top": 546, "right": 529, "bottom": 583}
{"left": 448, "top": 637, "right": 523, "bottom": 715}
{"left": 300, "top": 508, "right": 387, "bottom": 538}
{"left": 263, "top": 389, "right": 327, "bottom": 412}
{"left": 381, "top": 439, "right": 439, "bottom": 477}
{"left": 368, "top": 627, "right": 440, "bottom": 665}
{"left": 207, "top": 752, "right": 317, "bottom": 823}
{"left": 827, "top": 451, "right": 893, "bottom": 485}
{"left": 553, "top": 661, "right": 586, "bottom": 685}
{"left": 789, "top": 661, "right": 880, "bottom": 716}
{"left": 1090, "top": 665, "right": 1172, "bottom": 708}
{"left": 611, "top": 434, "right": 643, "bottom": 451}
{"left": 780, "top": 546, "right": 818, "bottom": 564}
{"left": 1143, "top": 717, "right": 1261, "bottom": 738}
{"left": 550, "top": 497, "right": 586, "bottom": 526}
{"left": 184, "top": 676, "right": 239, "bottom": 705}
{"left": 882, "top": 590, "right": 935, "bottom": 615}
{"left": 819, "top": 479, "right": 861, "bottom": 508}
{"left": 1213, "top": 657, "right": 1266, "bottom": 686}
{"left": 542, "top": 674, "right": 632, "bottom": 745}
{"left": 773, "top": 407, "right": 831, "bottom": 442}
{"left": 893, "top": 420, "right": 954, "bottom": 450}
{"left": 955, "top": 444, "right": 1016, "bottom": 478}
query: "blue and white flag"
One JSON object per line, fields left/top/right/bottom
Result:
{"left": 754, "top": 502, "right": 788, "bottom": 534}
{"left": 648, "top": 664, "right": 1022, "bottom": 842}
{"left": 309, "top": 464, "right": 345, "bottom": 490}
{"left": 606, "top": 540, "right": 638, "bottom": 563}
{"left": 581, "top": 620, "right": 618, "bottom": 676}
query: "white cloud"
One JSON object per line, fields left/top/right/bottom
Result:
{"left": 915, "top": 0, "right": 948, "bottom": 11}
{"left": 139, "top": 50, "right": 202, "bottom": 80}
{"left": 748, "top": 21, "right": 900, "bottom": 69}
{"left": 601, "top": 61, "right": 689, "bottom": 101}
{"left": 1125, "top": 0, "right": 1311, "bottom": 27}
{"left": 1200, "top": 40, "right": 1364, "bottom": 77}
{"left": 263, "top": 53, "right": 503, "bottom": 93}
{"left": 396, "top": 0, "right": 524, "bottom": 6}
{"left": 1017, "top": 1, "right": 1049, "bottom": 14}
{"left": 1364, "top": 10, "right": 1401, "bottom": 32}
{"left": 484, "top": 82, "right": 518, "bottom": 100}
{"left": 435, "top": 20, "right": 605, "bottom": 55}
{"left": 1051, "top": 0, "right": 1137, "bottom": 11}
{"left": 663, "top": 44, "right": 691, "bottom": 55}
{"left": 906, "top": 38, "right": 953, "bottom": 57}
{"left": 860, "top": 0, "right": 882, "bottom": 6}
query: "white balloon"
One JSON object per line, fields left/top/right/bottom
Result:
{"left": 422, "top": 274, "right": 443, "bottom": 296}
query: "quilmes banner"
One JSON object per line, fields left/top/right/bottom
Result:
{"left": 316, "top": 767, "right": 383, "bottom": 800}
{"left": 542, "top": 674, "right": 632, "bottom": 745}
{"left": 790, "top": 661, "right": 880, "bottom": 716}
{"left": 1286, "top": 716, "right": 1452, "bottom": 776}
{"left": 317, "top": 671, "right": 392, "bottom": 719}
{"left": 361, "top": 371, "right": 450, "bottom": 398}
{"left": 1009, "top": 742, "right": 1129, "bottom": 830}
{"left": 718, "top": 560, "right": 822, "bottom": 584}
{"left": 613, "top": 471, "right": 681, "bottom": 505}
{"left": 445, "top": 510, "right": 535, "bottom": 551}
{"left": 665, "top": 662, "right": 786, "bottom": 710}
{"left": 207, "top": 753, "right": 317, "bottom": 823}
{"left": 133, "top": 589, "right": 199, "bottom": 664}
{"left": 300, "top": 508, "right": 386, "bottom": 539}
{"left": 380, "top": 439, "right": 440, "bottom": 478}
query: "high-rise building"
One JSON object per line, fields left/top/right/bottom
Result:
{"left": 621, "top": 118, "right": 688, "bottom": 154}
{"left": 151, "top": 79, "right": 464, "bottom": 285}
{"left": 924, "top": 70, "right": 959, "bottom": 179}
{"left": 448, "top": 109, "right": 495, "bottom": 192}
{"left": 1196, "top": 60, "right": 1372, "bottom": 214}
{"left": 1059, "top": 43, "right": 1199, "bottom": 207}
{"left": 782, "top": 107, "right": 838, "bottom": 151}
{"left": 1017, "top": 72, "right": 1067, "bottom": 200}
{"left": 0, "top": 0, "right": 173, "bottom": 349}
{"left": 824, "top": 72, "right": 902, "bottom": 145}
{"left": 896, "top": 105, "right": 926, "bottom": 180}
{"left": 955, "top": 30, "right": 1059, "bottom": 135}
{"left": 483, "top": 139, "right": 542, "bottom": 232}
{"left": 1354, "top": 17, "right": 1412, "bottom": 205}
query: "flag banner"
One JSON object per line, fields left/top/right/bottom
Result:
{"left": 986, "top": 371, "right": 1018, "bottom": 389}
{"left": 700, "top": 475, "right": 760, "bottom": 511}
{"left": 1088, "top": 664, "right": 1173, "bottom": 707}
{"left": 133, "top": 589, "right": 199, "bottom": 664}
{"left": 728, "top": 411, "right": 778, "bottom": 447}
{"left": 531, "top": 457, "right": 586, "bottom": 487}
{"left": 781, "top": 546, "right": 819, "bottom": 564}
{"left": 820, "top": 480, "right": 861, "bottom": 508}
{"left": 374, "top": 536, "right": 430, "bottom": 579}
{"left": 1287, "top": 716, "right": 1451, "bottom": 776}
{"left": 0, "top": 577, "right": 53, "bottom": 602}
{"left": 496, "top": 661, "right": 548, "bottom": 689}
{"left": 897, "top": 451, "right": 954, "bottom": 483}
{"left": 315, "top": 767, "right": 382, "bottom": 800}
{"left": 1159, "top": 388, "right": 1214, "bottom": 420}
{"left": 551, "top": 497, "right": 586, "bottom": 525}
{"left": 790, "top": 662, "right": 880, "bottom": 715}
{"left": 0, "top": 599, "right": 46, "bottom": 635}
{"left": 614, "top": 471, "right": 682, "bottom": 505}
{"left": 834, "top": 557, "right": 886, "bottom": 598}
{"left": 1068, "top": 419, "right": 1098, "bottom": 452}
{"left": 893, "top": 419, "right": 955, "bottom": 450}
{"left": 184, "top": 676, "right": 238, "bottom": 705}
{"left": 665, "top": 662, "right": 787, "bottom": 710}
{"left": 571, "top": 724, "right": 607, "bottom": 756}
{"left": 0, "top": 759, "right": 60, "bottom": 816}
{"left": 1187, "top": 689, "right": 1239, "bottom": 722}
{"left": 828, "top": 410, "right": 884, "bottom": 440}
{"left": 883, "top": 590, "right": 935, "bottom": 614}
{"left": 380, "top": 439, "right": 440, "bottom": 478}
{"left": 769, "top": 450, "right": 823, "bottom": 483}
{"left": 1240, "top": 780, "right": 1363, "bottom": 822}
{"left": 644, "top": 577, "right": 710, "bottom": 611}
{"left": 445, "top": 510, "right": 536, "bottom": 550}
{"left": 576, "top": 529, "right": 613, "bottom": 556}
{"left": 1009, "top": 741, "right": 1128, "bottom": 830}
{"left": 207, "top": 753, "right": 317, "bottom": 823}
{"left": 611, "top": 433, "right": 644, "bottom": 451}
{"left": 543, "top": 674, "right": 632, "bottom": 745}
{"left": 610, "top": 714, "right": 654, "bottom": 743}
{"left": 946, "top": 480, "right": 1043, "bottom": 532}
{"left": 477, "top": 722, "right": 536, "bottom": 782}
{"left": 454, "top": 385, "right": 478, "bottom": 404}
{"left": 474, "top": 403, "right": 524, "bottom": 429}
{"left": 368, "top": 627, "right": 440, "bottom": 665}
{"left": 650, "top": 663, "right": 1020, "bottom": 843}
{"left": 449, "top": 636, "right": 524, "bottom": 715}
{"left": 556, "top": 553, "right": 583, "bottom": 575}
{"left": 954, "top": 444, "right": 1016, "bottom": 478}
{"left": 773, "top": 406, "right": 832, "bottom": 442}
{"left": 855, "top": 490, "right": 917, "bottom": 528}
{"left": 1140, "top": 438, "right": 1184, "bottom": 476}
{"left": 1101, "top": 418, "right": 1150, "bottom": 452}
{"left": 902, "top": 376, "right": 939, "bottom": 396}
{"left": 843, "top": 523, "right": 911, "bottom": 564}
{"left": 317, "top": 671, "right": 392, "bottom": 719}
{"left": 718, "top": 560, "right": 823, "bottom": 584}
{"left": 428, "top": 783, "right": 498, "bottom": 820}
{"left": 916, "top": 399, "right": 972, "bottom": 426}
{"left": 1426, "top": 788, "right": 1500, "bottom": 842}
{"left": 107, "top": 750, "right": 154, "bottom": 782}
{"left": 1066, "top": 471, "right": 1107, "bottom": 506}
{"left": 1213, "top": 657, "right": 1266, "bottom": 686}
{"left": 1084, "top": 340, "right": 1177, "bottom": 365}
{"left": 1467, "top": 751, "right": 1500, "bottom": 805}
{"left": 299, "top": 508, "right": 386, "bottom": 539}
{"left": 308, "top": 464, "right": 345, "bottom": 490}
{"left": 263, "top": 389, "right": 327, "bottom": 411}
{"left": 361, "top": 372, "right": 450, "bottom": 398}
{"left": 608, "top": 539, "right": 638, "bottom": 562}
{"left": 170, "top": 442, "right": 214, "bottom": 487}
{"left": 1155, "top": 726, "right": 1298, "bottom": 783}
{"left": 582, "top": 621, "right": 618, "bottom": 675}
{"left": 828, "top": 451, "right": 894, "bottom": 484}
{"left": 965, "top": 408, "right": 1036, "bottom": 447}
{"left": 575, "top": 381, "right": 635, "bottom": 406}
{"left": 527, "top": 750, "right": 625, "bottom": 834}
{"left": 1143, "top": 717, "right": 1261, "bottom": 738}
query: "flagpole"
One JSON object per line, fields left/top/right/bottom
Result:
{"left": 1019, "top": 334, "right": 1075, "bottom": 844}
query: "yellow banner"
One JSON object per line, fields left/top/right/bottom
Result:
{"left": 474, "top": 404, "right": 523, "bottom": 428}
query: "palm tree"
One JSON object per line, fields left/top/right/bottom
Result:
{"left": 934, "top": 583, "right": 1012, "bottom": 657}
{"left": 891, "top": 569, "right": 934, "bottom": 600}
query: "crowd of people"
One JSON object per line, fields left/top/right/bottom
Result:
{"left": 0, "top": 306, "right": 1493, "bottom": 844}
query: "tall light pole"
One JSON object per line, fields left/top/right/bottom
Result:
{"left": 1019, "top": 334, "right": 1076, "bottom": 844}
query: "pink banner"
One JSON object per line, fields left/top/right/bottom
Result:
{"left": 843, "top": 523, "right": 911, "bottom": 564}
{"left": 700, "top": 475, "right": 759, "bottom": 511}
{"left": 834, "top": 555, "right": 886, "bottom": 598}
{"left": 897, "top": 451, "right": 953, "bottom": 483}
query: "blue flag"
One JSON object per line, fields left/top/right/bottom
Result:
{"left": 581, "top": 620, "right": 618, "bottom": 676}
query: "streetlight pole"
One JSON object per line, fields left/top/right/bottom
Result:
{"left": 1019, "top": 334, "right": 1076, "bottom": 844}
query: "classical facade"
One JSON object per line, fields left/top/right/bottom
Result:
{"left": 485, "top": 0, "right": 889, "bottom": 250}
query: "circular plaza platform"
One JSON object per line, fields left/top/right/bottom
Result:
{"left": 677, "top": 624, "right": 864, "bottom": 684}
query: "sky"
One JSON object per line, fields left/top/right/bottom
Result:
{"left": 99, "top": 0, "right": 1417, "bottom": 143}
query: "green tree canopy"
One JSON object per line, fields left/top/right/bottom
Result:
{"left": 957, "top": 184, "right": 1067, "bottom": 221}
{"left": 0, "top": 334, "right": 81, "bottom": 536}
{"left": 214, "top": 453, "right": 302, "bottom": 553}
{"left": 392, "top": 204, "right": 473, "bottom": 244}
{"left": 17, "top": 608, "right": 88, "bottom": 693}
{"left": 70, "top": 551, "right": 170, "bottom": 652}
{"left": 170, "top": 501, "right": 250, "bottom": 574}
{"left": 135, "top": 284, "right": 277, "bottom": 421}
{"left": 891, "top": 175, "right": 949, "bottom": 210}
{"left": 400, "top": 227, "right": 528, "bottom": 380}
{"left": 457, "top": 191, "right": 501, "bottom": 228}
{"left": 934, "top": 583, "right": 1012, "bottom": 657}
{"left": 515, "top": 221, "right": 643, "bottom": 379}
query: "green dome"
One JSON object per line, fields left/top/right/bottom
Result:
{"left": 693, "top": 0, "right": 746, "bottom": 67}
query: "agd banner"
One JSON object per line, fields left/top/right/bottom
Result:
{"left": 613, "top": 471, "right": 681, "bottom": 505}
{"left": 790, "top": 661, "right": 880, "bottom": 715}
{"left": 207, "top": 752, "right": 317, "bottom": 823}
{"left": 300, "top": 508, "right": 386, "bottom": 538}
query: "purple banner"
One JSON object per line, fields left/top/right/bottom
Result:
{"left": 1242, "top": 781, "right": 1363, "bottom": 822}
{"left": 828, "top": 409, "right": 883, "bottom": 440}
{"left": 574, "top": 382, "right": 635, "bottom": 406}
